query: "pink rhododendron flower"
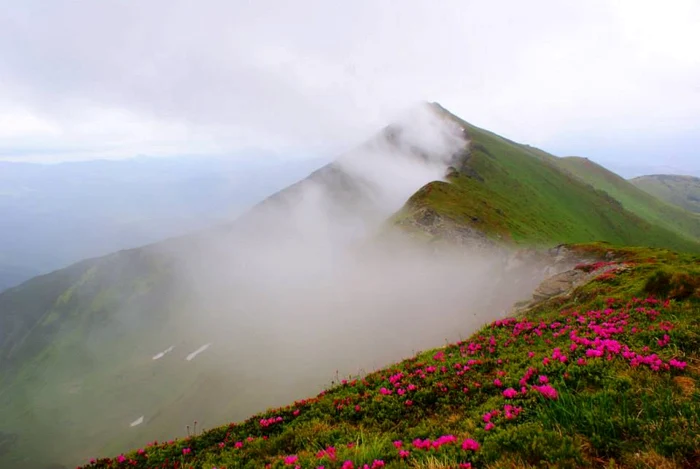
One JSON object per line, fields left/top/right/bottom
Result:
{"left": 669, "top": 358, "right": 687, "bottom": 370}
{"left": 461, "top": 438, "right": 480, "bottom": 451}
{"left": 533, "top": 384, "right": 558, "bottom": 399}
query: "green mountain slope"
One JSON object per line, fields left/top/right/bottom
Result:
{"left": 2, "top": 103, "right": 700, "bottom": 469}
{"left": 630, "top": 174, "right": 700, "bottom": 214}
{"left": 395, "top": 106, "right": 700, "bottom": 253}
{"left": 78, "top": 244, "right": 700, "bottom": 469}
{"left": 552, "top": 157, "right": 700, "bottom": 242}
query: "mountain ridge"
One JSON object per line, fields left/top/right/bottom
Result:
{"left": 1, "top": 103, "right": 699, "bottom": 468}
{"left": 630, "top": 173, "right": 700, "bottom": 214}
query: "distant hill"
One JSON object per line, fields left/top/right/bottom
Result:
{"left": 549, "top": 157, "right": 700, "bottom": 243}
{"left": 630, "top": 174, "right": 700, "bottom": 214}
{"left": 1, "top": 103, "right": 699, "bottom": 469}
{"left": 0, "top": 155, "right": 327, "bottom": 291}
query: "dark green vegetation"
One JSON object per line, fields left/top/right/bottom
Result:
{"left": 630, "top": 174, "right": 700, "bottom": 214}
{"left": 79, "top": 244, "right": 700, "bottom": 468}
{"left": 1, "top": 104, "right": 699, "bottom": 468}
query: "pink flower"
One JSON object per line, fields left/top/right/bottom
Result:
{"left": 117, "top": 455, "right": 126, "bottom": 463}
{"left": 493, "top": 378, "right": 503, "bottom": 387}
{"left": 371, "top": 461, "right": 385, "bottom": 468}
{"left": 532, "top": 384, "right": 558, "bottom": 400}
{"left": 342, "top": 461, "right": 354, "bottom": 469}
{"left": 393, "top": 440, "right": 403, "bottom": 448}
{"left": 484, "top": 422, "right": 495, "bottom": 431}
{"left": 528, "top": 351, "right": 535, "bottom": 358}
{"left": 399, "top": 449, "right": 410, "bottom": 458}
{"left": 182, "top": 448, "right": 191, "bottom": 455}
{"left": 293, "top": 409, "right": 300, "bottom": 416}
{"left": 234, "top": 441, "right": 243, "bottom": 448}
{"left": 461, "top": 438, "right": 480, "bottom": 451}
{"left": 284, "top": 455, "right": 299, "bottom": 465}
{"left": 669, "top": 358, "right": 687, "bottom": 370}
{"left": 538, "top": 375, "right": 548, "bottom": 384}
{"left": 459, "top": 464, "right": 473, "bottom": 468}
{"left": 502, "top": 387, "right": 518, "bottom": 399}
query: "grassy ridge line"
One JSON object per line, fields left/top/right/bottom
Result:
{"left": 77, "top": 243, "right": 700, "bottom": 469}
{"left": 555, "top": 157, "right": 700, "bottom": 242}
{"left": 630, "top": 175, "right": 700, "bottom": 215}
{"left": 397, "top": 109, "right": 700, "bottom": 253}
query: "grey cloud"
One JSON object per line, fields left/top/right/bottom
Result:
{"left": 0, "top": 0, "right": 698, "bottom": 168}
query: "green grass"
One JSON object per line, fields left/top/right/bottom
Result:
{"left": 74, "top": 244, "right": 700, "bottom": 468}
{"left": 555, "top": 158, "right": 700, "bottom": 241}
{"left": 393, "top": 109, "right": 700, "bottom": 253}
{"left": 630, "top": 174, "right": 700, "bottom": 214}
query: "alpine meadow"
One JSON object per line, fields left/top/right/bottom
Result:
{"left": 1, "top": 2, "right": 700, "bottom": 469}
{"left": 1, "top": 104, "right": 698, "bottom": 469}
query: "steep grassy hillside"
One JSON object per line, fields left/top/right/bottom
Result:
{"left": 3, "top": 103, "right": 700, "bottom": 469}
{"left": 553, "top": 158, "right": 700, "bottom": 242}
{"left": 631, "top": 174, "right": 700, "bottom": 214}
{"left": 395, "top": 108, "right": 700, "bottom": 253}
{"left": 77, "top": 244, "right": 700, "bottom": 468}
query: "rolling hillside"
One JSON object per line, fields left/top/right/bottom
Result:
{"left": 551, "top": 157, "right": 700, "bottom": 243}
{"left": 78, "top": 243, "right": 700, "bottom": 469}
{"left": 1, "top": 103, "right": 699, "bottom": 469}
{"left": 395, "top": 105, "right": 700, "bottom": 253}
{"left": 631, "top": 174, "right": 700, "bottom": 214}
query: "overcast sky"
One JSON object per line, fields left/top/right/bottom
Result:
{"left": 0, "top": 0, "right": 698, "bottom": 176}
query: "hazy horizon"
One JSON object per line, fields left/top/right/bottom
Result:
{"left": 0, "top": 0, "right": 698, "bottom": 178}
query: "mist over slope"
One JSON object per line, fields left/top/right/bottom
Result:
{"left": 2, "top": 103, "right": 698, "bottom": 469}
{"left": 630, "top": 174, "right": 700, "bottom": 214}
{"left": 0, "top": 155, "right": 326, "bottom": 291}
{"left": 395, "top": 106, "right": 700, "bottom": 253}
{"left": 0, "top": 104, "right": 557, "bottom": 469}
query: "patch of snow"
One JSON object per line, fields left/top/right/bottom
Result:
{"left": 130, "top": 416, "right": 144, "bottom": 427}
{"left": 152, "top": 345, "right": 175, "bottom": 360}
{"left": 186, "top": 343, "right": 211, "bottom": 361}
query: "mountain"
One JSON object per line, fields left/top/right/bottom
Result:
{"left": 630, "top": 174, "right": 700, "bottom": 214}
{"left": 550, "top": 157, "right": 700, "bottom": 243}
{"left": 0, "top": 155, "right": 327, "bottom": 292}
{"left": 394, "top": 106, "right": 700, "bottom": 253}
{"left": 78, "top": 243, "right": 700, "bottom": 469}
{"left": 1, "top": 103, "right": 699, "bottom": 469}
